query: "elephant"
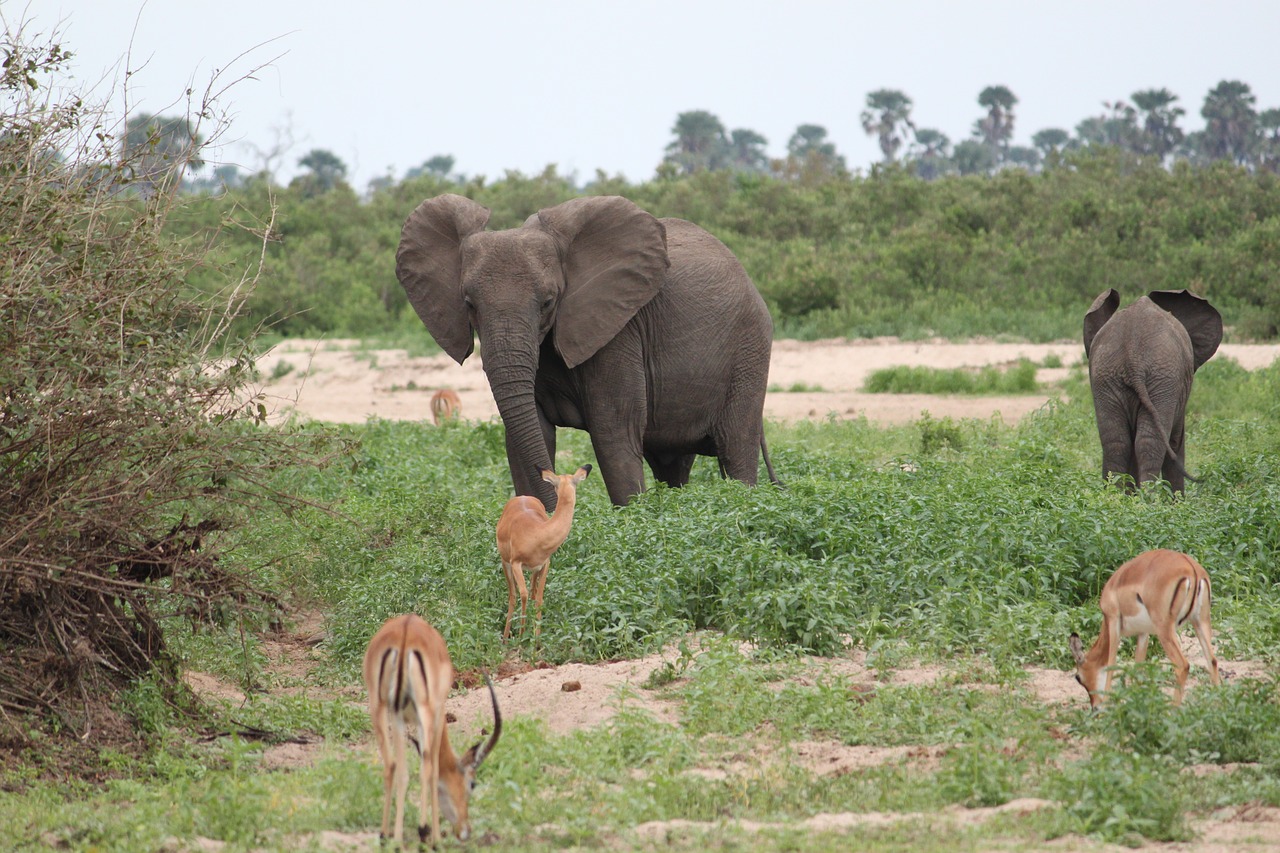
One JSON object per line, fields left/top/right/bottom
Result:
{"left": 1082, "top": 288, "right": 1222, "bottom": 492}
{"left": 396, "top": 193, "right": 778, "bottom": 509}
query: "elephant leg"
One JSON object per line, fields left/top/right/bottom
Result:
{"left": 1162, "top": 413, "right": 1187, "bottom": 493}
{"left": 590, "top": 430, "right": 647, "bottom": 505}
{"left": 578, "top": 348, "right": 648, "bottom": 505}
{"left": 1094, "top": 398, "right": 1137, "bottom": 490}
{"left": 1134, "top": 409, "right": 1170, "bottom": 488}
{"left": 712, "top": 361, "right": 769, "bottom": 486}
{"left": 645, "top": 451, "right": 696, "bottom": 487}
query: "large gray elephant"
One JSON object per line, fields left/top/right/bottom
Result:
{"left": 1083, "top": 289, "right": 1222, "bottom": 492}
{"left": 396, "top": 194, "right": 777, "bottom": 509}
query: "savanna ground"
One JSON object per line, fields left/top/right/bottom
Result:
{"left": 8, "top": 338, "right": 1280, "bottom": 852}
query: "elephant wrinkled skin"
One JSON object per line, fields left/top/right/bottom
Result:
{"left": 1083, "top": 288, "right": 1222, "bottom": 492}
{"left": 396, "top": 194, "right": 777, "bottom": 509}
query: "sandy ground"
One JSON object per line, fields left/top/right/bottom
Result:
{"left": 253, "top": 337, "right": 1280, "bottom": 426}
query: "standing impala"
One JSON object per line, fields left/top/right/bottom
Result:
{"left": 363, "top": 614, "right": 501, "bottom": 846}
{"left": 430, "top": 389, "right": 462, "bottom": 425}
{"left": 495, "top": 464, "right": 591, "bottom": 638}
{"left": 1069, "top": 549, "right": 1221, "bottom": 708}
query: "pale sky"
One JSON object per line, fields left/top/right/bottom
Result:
{"left": 25, "top": 0, "right": 1280, "bottom": 190}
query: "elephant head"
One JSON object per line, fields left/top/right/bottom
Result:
{"left": 396, "top": 194, "right": 669, "bottom": 507}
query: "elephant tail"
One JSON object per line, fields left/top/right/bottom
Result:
{"left": 1133, "top": 380, "right": 1202, "bottom": 485}
{"left": 760, "top": 431, "right": 782, "bottom": 487}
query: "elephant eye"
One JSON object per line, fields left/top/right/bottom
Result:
{"left": 541, "top": 296, "right": 554, "bottom": 312}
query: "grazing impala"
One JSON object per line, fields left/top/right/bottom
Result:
{"left": 430, "top": 389, "right": 462, "bottom": 425}
{"left": 363, "top": 614, "right": 501, "bottom": 846}
{"left": 1069, "top": 549, "right": 1221, "bottom": 708}
{"left": 495, "top": 465, "right": 591, "bottom": 639}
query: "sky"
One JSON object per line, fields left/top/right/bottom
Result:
{"left": 25, "top": 0, "right": 1280, "bottom": 190}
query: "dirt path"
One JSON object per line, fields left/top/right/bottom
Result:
{"left": 254, "top": 338, "right": 1280, "bottom": 426}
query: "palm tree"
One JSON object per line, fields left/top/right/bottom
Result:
{"left": 860, "top": 89, "right": 915, "bottom": 163}
{"left": 952, "top": 139, "right": 996, "bottom": 176}
{"left": 1257, "top": 108, "right": 1280, "bottom": 173}
{"left": 908, "top": 128, "right": 950, "bottom": 179}
{"left": 1031, "top": 128, "right": 1070, "bottom": 159}
{"left": 785, "top": 124, "right": 846, "bottom": 178}
{"left": 294, "top": 148, "right": 349, "bottom": 195}
{"left": 1131, "top": 88, "right": 1185, "bottom": 159}
{"left": 1075, "top": 101, "right": 1138, "bottom": 151}
{"left": 1200, "top": 80, "right": 1258, "bottom": 165}
{"left": 123, "top": 112, "right": 204, "bottom": 196}
{"left": 727, "top": 128, "right": 769, "bottom": 172}
{"left": 663, "top": 110, "right": 729, "bottom": 174}
{"left": 974, "top": 86, "right": 1018, "bottom": 161}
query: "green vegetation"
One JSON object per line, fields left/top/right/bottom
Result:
{"left": 6, "top": 358, "right": 1279, "bottom": 849}
{"left": 169, "top": 153, "right": 1280, "bottom": 345}
{"left": 864, "top": 359, "right": 1039, "bottom": 394}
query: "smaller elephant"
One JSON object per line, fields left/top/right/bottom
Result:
{"left": 1083, "top": 289, "right": 1222, "bottom": 492}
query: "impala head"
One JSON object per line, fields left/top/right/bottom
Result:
{"left": 539, "top": 464, "right": 592, "bottom": 493}
{"left": 1068, "top": 632, "right": 1105, "bottom": 708}
{"left": 441, "top": 676, "right": 503, "bottom": 841}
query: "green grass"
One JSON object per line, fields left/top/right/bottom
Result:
{"left": 5, "top": 356, "right": 1280, "bottom": 849}
{"left": 864, "top": 358, "right": 1040, "bottom": 394}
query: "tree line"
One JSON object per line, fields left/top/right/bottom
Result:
{"left": 166, "top": 150, "right": 1280, "bottom": 346}
{"left": 116, "top": 80, "right": 1280, "bottom": 196}
{"left": 63, "top": 80, "right": 1280, "bottom": 346}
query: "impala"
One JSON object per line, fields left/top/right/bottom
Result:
{"left": 495, "top": 464, "right": 591, "bottom": 638}
{"left": 363, "top": 614, "right": 501, "bottom": 845}
{"left": 1069, "top": 549, "right": 1221, "bottom": 707}
{"left": 430, "top": 389, "right": 462, "bottom": 425}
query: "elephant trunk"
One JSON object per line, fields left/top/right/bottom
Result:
{"left": 481, "top": 336, "right": 558, "bottom": 511}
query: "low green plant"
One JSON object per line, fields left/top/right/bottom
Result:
{"left": 864, "top": 359, "right": 1040, "bottom": 394}
{"left": 1047, "top": 751, "right": 1190, "bottom": 843}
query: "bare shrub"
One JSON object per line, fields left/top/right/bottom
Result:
{"left": 0, "top": 20, "right": 335, "bottom": 740}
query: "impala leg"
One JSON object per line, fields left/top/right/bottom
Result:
{"left": 1190, "top": 614, "right": 1222, "bottom": 686}
{"left": 1100, "top": 616, "right": 1122, "bottom": 702}
{"left": 502, "top": 559, "right": 518, "bottom": 640}
{"left": 391, "top": 716, "right": 409, "bottom": 842}
{"left": 510, "top": 560, "right": 531, "bottom": 636}
{"left": 531, "top": 560, "right": 550, "bottom": 638}
{"left": 372, "top": 711, "right": 394, "bottom": 840}
{"left": 1134, "top": 634, "right": 1150, "bottom": 662}
{"left": 1155, "top": 623, "right": 1191, "bottom": 705}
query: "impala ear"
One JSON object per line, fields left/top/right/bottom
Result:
{"left": 1068, "top": 633, "right": 1086, "bottom": 666}
{"left": 533, "top": 196, "right": 668, "bottom": 369}
{"left": 572, "top": 464, "right": 592, "bottom": 484}
{"left": 1146, "top": 289, "right": 1223, "bottom": 370}
{"left": 539, "top": 468, "right": 558, "bottom": 484}
{"left": 396, "top": 194, "right": 491, "bottom": 364}
{"left": 1083, "top": 289, "right": 1120, "bottom": 359}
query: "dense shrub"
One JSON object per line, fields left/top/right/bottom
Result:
{"left": 179, "top": 148, "right": 1280, "bottom": 344}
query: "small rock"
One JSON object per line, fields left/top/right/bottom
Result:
{"left": 561, "top": 680, "right": 582, "bottom": 692}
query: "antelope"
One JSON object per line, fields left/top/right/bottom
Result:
{"left": 430, "top": 389, "right": 462, "bottom": 425}
{"left": 1069, "top": 549, "right": 1221, "bottom": 708}
{"left": 363, "top": 614, "right": 501, "bottom": 846}
{"left": 495, "top": 464, "right": 591, "bottom": 639}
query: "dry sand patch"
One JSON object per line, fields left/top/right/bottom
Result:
{"left": 253, "top": 338, "right": 1280, "bottom": 426}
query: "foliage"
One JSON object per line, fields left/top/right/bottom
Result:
{"left": 173, "top": 148, "right": 1280, "bottom": 343}
{"left": 0, "top": 21, "right": 336, "bottom": 739}
{"left": 864, "top": 359, "right": 1039, "bottom": 394}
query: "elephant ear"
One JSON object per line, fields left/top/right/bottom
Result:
{"left": 396, "top": 194, "right": 491, "bottom": 364}
{"left": 534, "top": 196, "right": 669, "bottom": 369}
{"left": 1147, "top": 289, "right": 1223, "bottom": 370}
{"left": 1083, "top": 289, "right": 1121, "bottom": 359}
